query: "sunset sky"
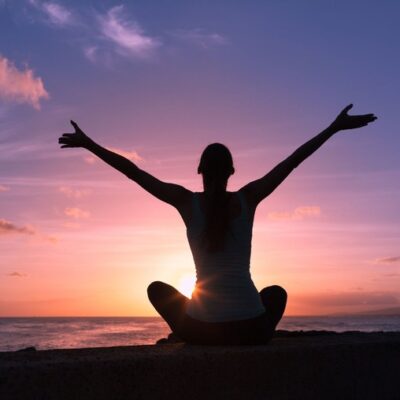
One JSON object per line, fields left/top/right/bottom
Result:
{"left": 1, "top": 0, "right": 399, "bottom": 317}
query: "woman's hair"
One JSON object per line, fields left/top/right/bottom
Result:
{"left": 197, "top": 143, "right": 235, "bottom": 252}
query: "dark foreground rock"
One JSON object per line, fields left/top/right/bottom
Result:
{"left": 1, "top": 332, "right": 399, "bottom": 400}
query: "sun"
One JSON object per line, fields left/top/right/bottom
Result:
{"left": 178, "top": 274, "right": 196, "bottom": 298}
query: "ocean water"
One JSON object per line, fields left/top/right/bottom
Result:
{"left": 0, "top": 315, "right": 399, "bottom": 352}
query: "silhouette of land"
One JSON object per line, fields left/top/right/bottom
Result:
{"left": 1, "top": 331, "right": 399, "bottom": 399}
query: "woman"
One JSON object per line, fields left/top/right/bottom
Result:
{"left": 59, "top": 104, "right": 377, "bottom": 345}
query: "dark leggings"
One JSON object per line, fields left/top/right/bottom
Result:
{"left": 147, "top": 281, "right": 287, "bottom": 345}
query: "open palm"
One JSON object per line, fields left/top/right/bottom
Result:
{"left": 58, "top": 121, "right": 92, "bottom": 149}
{"left": 331, "top": 104, "right": 377, "bottom": 131}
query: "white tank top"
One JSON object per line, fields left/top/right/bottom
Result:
{"left": 186, "top": 191, "right": 266, "bottom": 322}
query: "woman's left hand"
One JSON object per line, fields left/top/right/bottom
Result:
{"left": 58, "top": 121, "right": 93, "bottom": 149}
{"left": 330, "top": 104, "right": 377, "bottom": 132}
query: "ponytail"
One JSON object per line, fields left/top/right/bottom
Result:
{"left": 197, "top": 143, "right": 234, "bottom": 252}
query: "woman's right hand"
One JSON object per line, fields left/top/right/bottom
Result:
{"left": 58, "top": 121, "right": 93, "bottom": 149}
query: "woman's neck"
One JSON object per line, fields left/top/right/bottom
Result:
{"left": 202, "top": 177, "right": 228, "bottom": 193}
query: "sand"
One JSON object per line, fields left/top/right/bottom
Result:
{"left": 1, "top": 331, "right": 399, "bottom": 399}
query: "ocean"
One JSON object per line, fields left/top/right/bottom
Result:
{"left": 1, "top": 315, "right": 399, "bottom": 352}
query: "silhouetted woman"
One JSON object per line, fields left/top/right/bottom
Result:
{"left": 59, "top": 104, "right": 376, "bottom": 345}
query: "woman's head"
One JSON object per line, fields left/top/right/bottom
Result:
{"left": 197, "top": 143, "right": 235, "bottom": 187}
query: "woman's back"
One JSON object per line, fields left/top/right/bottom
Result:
{"left": 186, "top": 191, "right": 266, "bottom": 322}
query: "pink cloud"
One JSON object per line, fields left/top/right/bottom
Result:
{"left": 46, "top": 235, "right": 58, "bottom": 243}
{"left": 268, "top": 206, "right": 321, "bottom": 221}
{"left": 0, "top": 184, "right": 10, "bottom": 192}
{"left": 83, "top": 155, "right": 96, "bottom": 164}
{"left": 64, "top": 207, "right": 90, "bottom": 219}
{"left": 267, "top": 211, "right": 292, "bottom": 221}
{"left": 62, "top": 221, "right": 81, "bottom": 229}
{"left": 83, "top": 148, "right": 142, "bottom": 164}
{"left": 58, "top": 186, "right": 91, "bottom": 199}
{"left": 0, "top": 55, "right": 49, "bottom": 109}
{"left": 108, "top": 147, "right": 143, "bottom": 162}
{"left": 293, "top": 206, "right": 321, "bottom": 218}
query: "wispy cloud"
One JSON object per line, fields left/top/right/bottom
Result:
{"left": 0, "top": 141, "right": 49, "bottom": 160}
{"left": 375, "top": 256, "right": 400, "bottom": 264}
{"left": 83, "top": 46, "right": 98, "bottom": 63}
{"left": 83, "top": 155, "right": 97, "bottom": 165}
{"left": 62, "top": 221, "right": 81, "bottom": 229}
{"left": 83, "top": 147, "right": 143, "bottom": 164}
{"left": 383, "top": 273, "right": 400, "bottom": 278}
{"left": 42, "top": 2, "right": 72, "bottom": 25}
{"left": 0, "top": 218, "right": 56, "bottom": 242}
{"left": 0, "top": 184, "right": 10, "bottom": 192}
{"left": 24, "top": 3, "right": 227, "bottom": 65}
{"left": 58, "top": 186, "right": 91, "bottom": 199}
{"left": 29, "top": 0, "right": 74, "bottom": 26}
{"left": 0, "top": 55, "right": 49, "bottom": 109}
{"left": 171, "top": 29, "right": 228, "bottom": 48}
{"left": 108, "top": 147, "right": 143, "bottom": 162}
{"left": 7, "top": 271, "right": 27, "bottom": 278}
{"left": 64, "top": 207, "right": 90, "bottom": 219}
{"left": 98, "top": 5, "right": 160, "bottom": 59}
{"left": 0, "top": 219, "right": 35, "bottom": 236}
{"left": 0, "top": 176, "right": 118, "bottom": 189}
{"left": 268, "top": 206, "right": 321, "bottom": 221}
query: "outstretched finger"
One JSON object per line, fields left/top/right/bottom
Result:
{"left": 70, "top": 120, "right": 80, "bottom": 131}
{"left": 363, "top": 114, "right": 377, "bottom": 120}
{"left": 360, "top": 115, "right": 377, "bottom": 123}
{"left": 341, "top": 104, "right": 353, "bottom": 114}
{"left": 60, "top": 144, "right": 75, "bottom": 148}
{"left": 58, "top": 138, "right": 72, "bottom": 144}
{"left": 61, "top": 133, "right": 75, "bottom": 137}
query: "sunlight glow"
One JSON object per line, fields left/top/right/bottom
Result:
{"left": 178, "top": 273, "right": 196, "bottom": 298}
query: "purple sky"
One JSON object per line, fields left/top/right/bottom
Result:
{"left": 0, "top": 0, "right": 399, "bottom": 316}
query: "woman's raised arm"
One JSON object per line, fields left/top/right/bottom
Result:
{"left": 240, "top": 104, "right": 377, "bottom": 207}
{"left": 58, "top": 121, "right": 192, "bottom": 207}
